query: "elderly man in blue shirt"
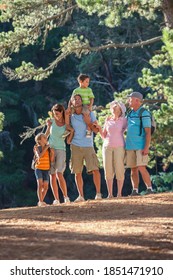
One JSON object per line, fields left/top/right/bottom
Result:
{"left": 126, "top": 92, "right": 154, "bottom": 196}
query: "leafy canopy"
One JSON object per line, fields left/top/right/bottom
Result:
{"left": 0, "top": 0, "right": 162, "bottom": 81}
{"left": 0, "top": 0, "right": 173, "bottom": 170}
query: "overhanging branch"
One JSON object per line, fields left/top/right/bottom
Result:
{"left": 87, "top": 36, "right": 162, "bottom": 51}
{"left": 3, "top": 35, "right": 163, "bottom": 81}
{"left": 44, "top": 35, "right": 163, "bottom": 71}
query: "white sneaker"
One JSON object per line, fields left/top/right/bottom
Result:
{"left": 86, "top": 130, "right": 92, "bottom": 138}
{"left": 74, "top": 196, "right": 85, "bottom": 202}
{"left": 64, "top": 196, "right": 70, "bottom": 203}
{"left": 107, "top": 194, "right": 113, "bottom": 199}
{"left": 53, "top": 199, "right": 60, "bottom": 205}
{"left": 95, "top": 193, "right": 102, "bottom": 200}
{"left": 37, "top": 201, "right": 48, "bottom": 207}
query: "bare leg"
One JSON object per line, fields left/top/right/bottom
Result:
{"left": 131, "top": 167, "right": 139, "bottom": 191}
{"left": 37, "top": 179, "right": 43, "bottom": 202}
{"left": 42, "top": 181, "right": 49, "bottom": 201}
{"left": 86, "top": 125, "right": 91, "bottom": 132}
{"left": 138, "top": 166, "right": 152, "bottom": 187}
{"left": 83, "top": 112, "right": 92, "bottom": 136}
{"left": 75, "top": 173, "right": 84, "bottom": 197}
{"left": 117, "top": 179, "right": 124, "bottom": 197}
{"left": 56, "top": 172, "right": 68, "bottom": 197}
{"left": 106, "top": 178, "right": 113, "bottom": 197}
{"left": 93, "top": 170, "right": 101, "bottom": 194}
{"left": 49, "top": 173, "right": 60, "bottom": 200}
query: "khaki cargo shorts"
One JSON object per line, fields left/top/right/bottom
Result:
{"left": 126, "top": 150, "right": 149, "bottom": 168}
{"left": 70, "top": 144, "right": 99, "bottom": 174}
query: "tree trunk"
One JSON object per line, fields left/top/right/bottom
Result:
{"left": 162, "top": 0, "right": 173, "bottom": 28}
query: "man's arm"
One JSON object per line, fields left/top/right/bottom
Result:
{"left": 142, "top": 127, "right": 151, "bottom": 155}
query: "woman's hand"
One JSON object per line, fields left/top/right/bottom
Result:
{"left": 46, "top": 118, "right": 52, "bottom": 126}
{"left": 105, "top": 115, "right": 111, "bottom": 121}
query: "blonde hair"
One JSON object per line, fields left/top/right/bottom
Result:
{"left": 35, "top": 133, "right": 45, "bottom": 145}
{"left": 110, "top": 100, "right": 126, "bottom": 117}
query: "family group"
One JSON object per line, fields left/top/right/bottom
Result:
{"left": 33, "top": 74, "right": 154, "bottom": 207}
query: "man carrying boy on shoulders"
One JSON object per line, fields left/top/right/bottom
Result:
{"left": 67, "top": 94, "right": 102, "bottom": 202}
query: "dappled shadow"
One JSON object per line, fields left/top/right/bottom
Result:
{"left": 0, "top": 193, "right": 172, "bottom": 223}
{"left": 0, "top": 193, "right": 172, "bottom": 260}
{"left": 0, "top": 223, "right": 172, "bottom": 260}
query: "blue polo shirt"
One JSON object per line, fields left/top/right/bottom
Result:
{"left": 126, "top": 107, "right": 151, "bottom": 150}
{"left": 71, "top": 111, "right": 96, "bottom": 147}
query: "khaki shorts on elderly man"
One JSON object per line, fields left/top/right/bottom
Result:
{"left": 126, "top": 150, "right": 149, "bottom": 168}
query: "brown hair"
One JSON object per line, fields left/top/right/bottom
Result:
{"left": 77, "top": 74, "right": 90, "bottom": 83}
{"left": 71, "top": 94, "right": 83, "bottom": 103}
{"left": 51, "top": 104, "right": 65, "bottom": 120}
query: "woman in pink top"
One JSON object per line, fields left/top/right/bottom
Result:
{"left": 98, "top": 100, "right": 127, "bottom": 198}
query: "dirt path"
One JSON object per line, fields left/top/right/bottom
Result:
{"left": 0, "top": 193, "right": 172, "bottom": 260}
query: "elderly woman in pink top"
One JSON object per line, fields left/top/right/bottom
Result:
{"left": 98, "top": 100, "right": 127, "bottom": 198}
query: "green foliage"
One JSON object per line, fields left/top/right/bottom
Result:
{"left": 0, "top": 168, "right": 35, "bottom": 208}
{"left": 162, "top": 27, "right": 173, "bottom": 67}
{"left": 0, "top": 111, "right": 4, "bottom": 160}
{"left": 0, "top": 152, "right": 3, "bottom": 160}
{"left": 138, "top": 27, "right": 173, "bottom": 169}
{"left": 0, "top": 111, "right": 4, "bottom": 132}
{"left": 3, "top": 61, "right": 53, "bottom": 82}
{"left": 0, "top": 90, "right": 20, "bottom": 106}
{"left": 151, "top": 172, "right": 173, "bottom": 192}
{"left": 0, "top": 0, "right": 163, "bottom": 81}
{"left": 0, "top": 0, "right": 173, "bottom": 209}
{"left": 148, "top": 28, "right": 173, "bottom": 68}
{"left": 0, "top": 0, "right": 77, "bottom": 80}
{"left": 77, "top": 0, "right": 162, "bottom": 27}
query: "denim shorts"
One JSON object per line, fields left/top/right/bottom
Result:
{"left": 35, "top": 169, "right": 49, "bottom": 182}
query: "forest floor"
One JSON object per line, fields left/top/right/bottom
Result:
{"left": 0, "top": 192, "right": 172, "bottom": 260}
